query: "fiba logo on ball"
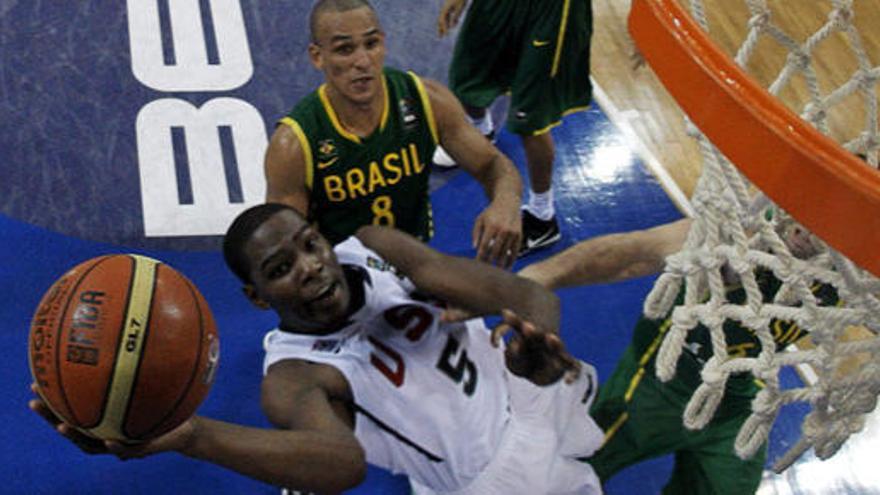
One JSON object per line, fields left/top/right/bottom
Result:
{"left": 28, "top": 254, "right": 220, "bottom": 442}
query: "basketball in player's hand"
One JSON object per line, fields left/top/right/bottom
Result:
{"left": 28, "top": 254, "right": 220, "bottom": 442}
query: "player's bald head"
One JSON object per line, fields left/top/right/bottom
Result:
{"left": 309, "top": 0, "right": 378, "bottom": 43}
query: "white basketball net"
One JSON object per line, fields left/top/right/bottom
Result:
{"left": 644, "top": 0, "right": 880, "bottom": 472}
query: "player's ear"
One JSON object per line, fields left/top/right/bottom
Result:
{"left": 243, "top": 285, "right": 270, "bottom": 310}
{"left": 308, "top": 42, "right": 323, "bottom": 70}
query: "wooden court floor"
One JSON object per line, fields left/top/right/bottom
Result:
{"left": 591, "top": 0, "right": 880, "bottom": 199}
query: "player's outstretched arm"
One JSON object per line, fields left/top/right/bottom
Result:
{"left": 519, "top": 218, "right": 692, "bottom": 289}
{"left": 30, "top": 359, "right": 367, "bottom": 493}
{"left": 265, "top": 123, "right": 311, "bottom": 217}
{"left": 356, "top": 225, "right": 557, "bottom": 335}
{"left": 424, "top": 78, "right": 523, "bottom": 269}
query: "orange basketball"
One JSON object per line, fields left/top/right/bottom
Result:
{"left": 28, "top": 254, "right": 220, "bottom": 442}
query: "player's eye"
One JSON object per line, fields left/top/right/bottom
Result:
{"left": 335, "top": 43, "right": 354, "bottom": 55}
{"left": 304, "top": 237, "right": 318, "bottom": 252}
{"left": 268, "top": 261, "right": 291, "bottom": 280}
{"left": 365, "top": 37, "right": 380, "bottom": 50}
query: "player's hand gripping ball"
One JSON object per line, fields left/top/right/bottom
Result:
{"left": 29, "top": 254, "right": 220, "bottom": 442}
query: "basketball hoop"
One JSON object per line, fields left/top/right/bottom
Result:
{"left": 629, "top": 0, "right": 880, "bottom": 473}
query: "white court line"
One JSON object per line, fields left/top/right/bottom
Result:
{"left": 590, "top": 78, "right": 695, "bottom": 218}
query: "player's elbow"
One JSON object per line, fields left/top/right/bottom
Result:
{"left": 315, "top": 444, "right": 367, "bottom": 492}
{"left": 344, "top": 447, "right": 368, "bottom": 488}
{"left": 276, "top": 436, "right": 367, "bottom": 493}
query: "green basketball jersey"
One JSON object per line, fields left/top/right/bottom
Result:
{"left": 280, "top": 67, "right": 439, "bottom": 245}
{"left": 632, "top": 269, "right": 840, "bottom": 399}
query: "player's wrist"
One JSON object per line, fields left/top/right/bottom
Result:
{"left": 174, "top": 416, "right": 202, "bottom": 457}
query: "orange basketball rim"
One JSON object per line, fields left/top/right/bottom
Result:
{"left": 629, "top": 0, "right": 880, "bottom": 277}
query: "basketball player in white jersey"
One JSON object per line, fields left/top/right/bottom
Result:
{"left": 31, "top": 202, "right": 603, "bottom": 494}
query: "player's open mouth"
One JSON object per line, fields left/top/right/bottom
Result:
{"left": 309, "top": 281, "right": 339, "bottom": 305}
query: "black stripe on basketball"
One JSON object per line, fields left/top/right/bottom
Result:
{"left": 54, "top": 255, "right": 113, "bottom": 428}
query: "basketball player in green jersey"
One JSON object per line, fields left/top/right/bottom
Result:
{"left": 266, "top": 0, "right": 524, "bottom": 268}
{"left": 436, "top": 0, "right": 593, "bottom": 257}
{"left": 518, "top": 218, "right": 840, "bottom": 494}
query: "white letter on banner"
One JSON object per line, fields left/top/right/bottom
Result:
{"left": 127, "top": 0, "right": 253, "bottom": 91}
{"left": 136, "top": 98, "right": 267, "bottom": 236}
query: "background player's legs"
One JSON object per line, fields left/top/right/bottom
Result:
{"left": 662, "top": 440, "right": 765, "bottom": 495}
{"left": 462, "top": 104, "right": 496, "bottom": 140}
{"left": 432, "top": 104, "right": 497, "bottom": 168}
{"left": 504, "top": 0, "right": 591, "bottom": 257}
{"left": 519, "top": 131, "right": 560, "bottom": 256}
{"left": 433, "top": 0, "right": 514, "bottom": 168}
{"left": 587, "top": 344, "right": 686, "bottom": 482}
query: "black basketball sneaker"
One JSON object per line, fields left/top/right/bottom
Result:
{"left": 519, "top": 209, "right": 561, "bottom": 257}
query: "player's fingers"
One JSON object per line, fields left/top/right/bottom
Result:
{"left": 509, "top": 229, "right": 523, "bottom": 258}
{"left": 504, "top": 338, "right": 537, "bottom": 379}
{"left": 472, "top": 217, "right": 485, "bottom": 252}
{"left": 513, "top": 318, "right": 542, "bottom": 343}
{"left": 490, "top": 322, "right": 513, "bottom": 347}
{"left": 29, "top": 398, "right": 63, "bottom": 427}
{"left": 542, "top": 332, "right": 566, "bottom": 352}
{"left": 538, "top": 334, "right": 579, "bottom": 381}
{"left": 57, "top": 423, "right": 107, "bottom": 454}
{"left": 31, "top": 386, "right": 108, "bottom": 454}
{"left": 477, "top": 235, "right": 496, "bottom": 263}
{"left": 499, "top": 308, "right": 524, "bottom": 330}
{"left": 106, "top": 440, "right": 151, "bottom": 460}
{"left": 490, "top": 232, "right": 515, "bottom": 269}
{"left": 492, "top": 224, "right": 516, "bottom": 267}
{"left": 500, "top": 236, "right": 518, "bottom": 269}
{"left": 504, "top": 336, "right": 525, "bottom": 365}
{"left": 562, "top": 358, "right": 582, "bottom": 384}
{"left": 104, "top": 440, "right": 130, "bottom": 460}
{"left": 440, "top": 308, "right": 463, "bottom": 323}
{"left": 486, "top": 230, "right": 507, "bottom": 266}
{"left": 500, "top": 309, "right": 532, "bottom": 340}
{"left": 477, "top": 222, "right": 505, "bottom": 264}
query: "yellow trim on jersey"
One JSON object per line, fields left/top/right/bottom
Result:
{"left": 379, "top": 75, "right": 390, "bottom": 132}
{"left": 551, "top": 0, "right": 572, "bottom": 78}
{"left": 318, "top": 76, "right": 391, "bottom": 143}
{"left": 624, "top": 368, "right": 645, "bottom": 402}
{"left": 600, "top": 412, "right": 629, "bottom": 448}
{"left": 279, "top": 117, "right": 314, "bottom": 190}
{"left": 529, "top": 104, "right": 590, "bottom": 136}
{"left": 87, "top": 255, "right": 158, "bottom": 440}
{"left": 603, "top": 318, "right": 672, "bottom": 445}
{"left": 319, "top": 84, "right": 362, "bottom": 144}
{"left": 640, "top": 319, "right": 672, "bottom": 366}
{"left": 408, "top": 71, "right": 440, "bottom": 146}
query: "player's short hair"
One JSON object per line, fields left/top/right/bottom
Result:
{"left": 223, "top": 203, "right": 305, "bottom": 283}
{"left": 309, "top": 0, "right": 376, "bottom": 43}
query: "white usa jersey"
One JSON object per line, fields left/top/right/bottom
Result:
{"left": 262, "top": 237, "right": 510, "bottom": 492}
